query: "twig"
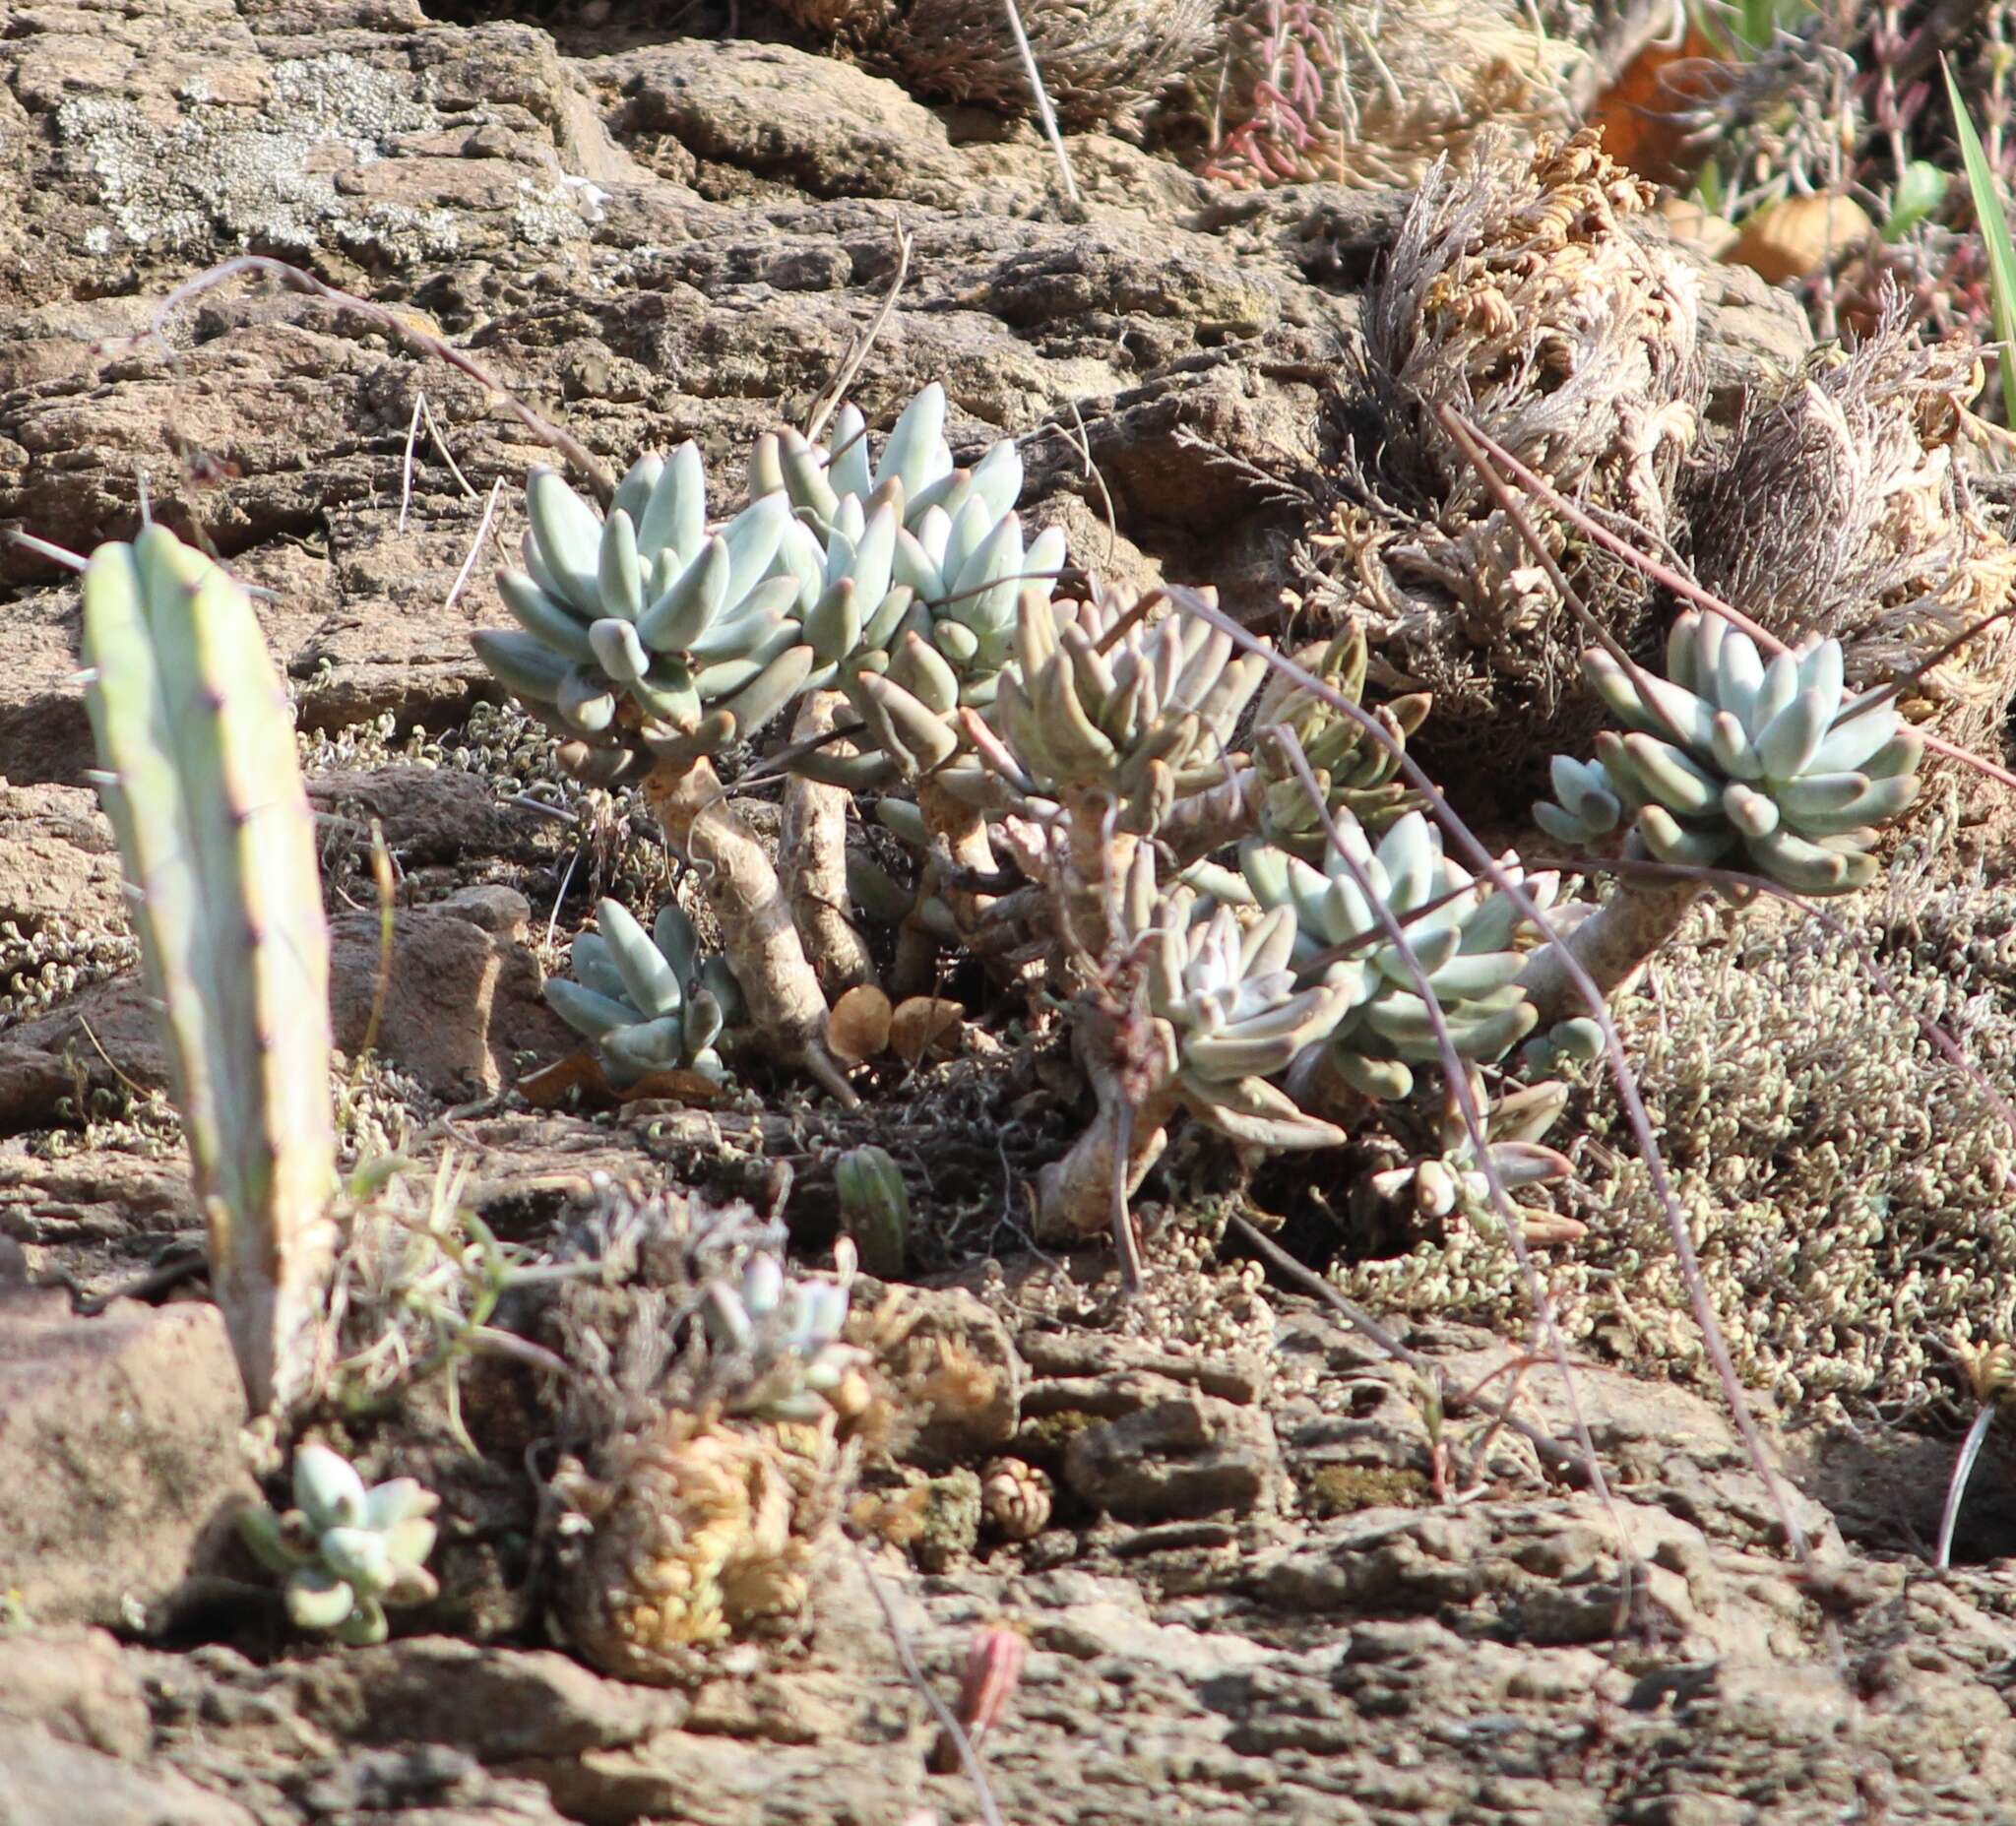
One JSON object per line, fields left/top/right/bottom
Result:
{"left": 1001, "top": 0, "right": 1081, "bottom": 208}
{"left": 350, "top": 819, "right": 398, "bottom": 1084}
{"left": 851, "top": 1537, "right": 1006, "bottom": 1826}
{"left": 1937, "top": 1402, "right": 1997, "bottom": 1571}
{"left": 804, "top": 223, "right": 914, "bottom": 443}
{"left": 444, "top": 477, "right": 506, "bottom": 616}
{"left": 1228, "top": 1216, "right": 1597, "bottom": 1485}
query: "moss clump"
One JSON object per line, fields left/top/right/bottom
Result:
{"left": 1304, "top": 1464, "right": 1430, "bottom": 1516}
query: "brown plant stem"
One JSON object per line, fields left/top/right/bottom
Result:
{"left": 779, "top": 691, "right": 875, "bottom": 994}
{"left": 1035, "top": 1010, "right": 1177, "bottom": 1238}
{"left": 642, "top": 754, "right": 857, "bottom": 1106}
{"left": 1516, "top": 873, "right": 1703, "bottom": 1028}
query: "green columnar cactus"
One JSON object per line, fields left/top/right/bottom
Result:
{"left": 545, "top": 898, "right": 743, "bottom": 1090}
{"left": 1036, "top": 848, "right": 1354, "bottom": 1237}
{"left": 835, "top": 1145, "right": 910, "bottom": 1278}
{"left": 80, "top": 525, "right": 337, "bottom": 1417}
{"left": 1241, "top": 811, "right": 1544, "bottom": 1102}
{"left": 1537, "top": 612, "right": 1926, "bottom": 894}
{"left": 1521, "top": 613, "right": 1926, "bottom": 1024}
{"left": 237, "top": 1444, "right": 440, "bottom": 1645}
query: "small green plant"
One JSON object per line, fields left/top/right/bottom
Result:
{"left": 835, "top": 1145, "right": 911, "bottom": 1278}
{"left": 1945, "top": 57, "right": 2016, "bottom": 426}
{"left": 237, "top": 1443, "right": 440, "bottom": 1645}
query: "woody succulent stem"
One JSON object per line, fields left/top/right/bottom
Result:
{"left": 642, "top": 754, "right": 857, "bottom": 1106}
{"left": 1516, "top": 876, "right": 1701, "bottom": 1028}
{"left": 779, "top": 690, "right": 875, "bottom": 994}
{"left": 1035, "top": 1006, "right": 1178, "bottom": 1239}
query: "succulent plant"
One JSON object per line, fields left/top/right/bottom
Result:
{"left": 947, "top": 584, "right": 1270, "bottom": 824}
{"left": 545, "top": 898, "right": 742, "bottom": 1090}
{"left": 237, "top": 1444, "right": 439, "bottom": 1646}
{"left": 1144, "top": 888, "right": 1358, "bottom": 1150}
{"left": 1036, "top": 846, "right": 1354, "bottom": 1235}
{"left": 1248, "top": 626, "right": 1430, "bottom": 855}
{"left": 766, "top": 385, "right": 1064, "bottom": 679}
{"left": 701, "top": 1248, "right": 864, "bottom": 1423}
{"left": 556, "top": 1411, "right": 834, "bottom": 1674}
{"left": 1536, "top": 613, "right": 1926, "bottom": 896}
{"left": 80, "top": 524, "right": 337, "bottom": 1417}
{"left": 1364, "top": 1070, "right": 1579, "bottom": 1245}
{"left": 474, "top": 450, "right": 816, "bottom": 778}
{"left": 1241, "top": 811, "right": 1544, "bottom": 1101}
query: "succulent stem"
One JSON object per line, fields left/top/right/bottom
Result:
{"left": 1035, "top": 1009, "right": 1178, "bottom": 1238}
{"left": 81, "top": 528, "right": 338, "bottom": 1417}
{"left": 642, "top": 755, "right": 857, "bottom": 1106}
{"left": 1516, "top": 875, "right": 1703, "bottom": 1027}
{"left": 779, "top": 690, "right": 875, "bottom": 994}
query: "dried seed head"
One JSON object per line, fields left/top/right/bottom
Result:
{"left": 1684, "top": 307, "right": 2016, "bottom": 761}
{"left": 979, "top": 1457, "right": 1055, "bottom": 1541}
{"left": 1308, "top": 130, "right": 1703, "bottom": 774}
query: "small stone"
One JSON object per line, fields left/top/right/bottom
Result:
{"left": 1727, "top": 193, "right": 1871, "bottom": 285}
{"left": 1062, "top": 1387, "right": 1279, "bottom": 1522}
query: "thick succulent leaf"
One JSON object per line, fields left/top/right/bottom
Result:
{"left": 527, "top": 469, "right": 605, "bottom": 616}
{"left": 598, "top": 898, "right": 683, "bottom": 1018}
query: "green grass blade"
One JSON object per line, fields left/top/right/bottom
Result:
{"left": 1946, "top": 56, "right": 2016, "bottom": 426}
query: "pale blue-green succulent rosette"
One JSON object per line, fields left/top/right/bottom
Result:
{"left": 236, "top": 1444, "right": 439, "bottom": 1647}
{"left": 1241, "top": 810, "right": 1544, "bottom": 1101}
{"left": 543, "top": 897, "right": 744, "bottom": 1089}
{"left": 1536, "top": 611, "right": 1924, "bottom": 895}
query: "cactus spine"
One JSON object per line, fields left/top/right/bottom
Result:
{"left": 81, "top": 525, "right": 337, "bottom": 1417}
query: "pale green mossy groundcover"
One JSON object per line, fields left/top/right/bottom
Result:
{"left": 21, "top": 121, "right": 2016, "bottom": 1684}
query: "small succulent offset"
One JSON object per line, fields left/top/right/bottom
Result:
{"left": 701, "top": 1248, "right": 864, "bottom": 1423}
{"left": 1242, "top": 811, "right": 1544, "bottom": 1102}
{"left": 543, "top": 898, "right": 743, "bottom": 1089}
{"left": 1365, "top": 1070, "right": 1580, "bottom": 1245}
{"left": 1536, "top": 613, "right": 1925, "bottom": 896}
{"left": 1145, "top": 889, "right": 1358, "bottom": 1149}
{"left": 1248, "top": 627, "right": 1429, "bottom": 855}
{"left": 237, "top": 1444, "right": 439, "bottom": 1645}
{"left": 475, "top": 448, "right": 814, "bottom": 778}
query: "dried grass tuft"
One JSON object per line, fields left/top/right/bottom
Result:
{"left": 1302, "top": 129, "right": 1702, "bottom": 770}
{"left": 1683, "top": 304, "right": 2016, "bottom": 760}
{"left": 1204, "top": 0, "right": 1578, "bottom": 190}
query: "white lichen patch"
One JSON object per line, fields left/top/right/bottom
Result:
{"left": 55, "top": 54, "right": 464, "bottom": 260}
